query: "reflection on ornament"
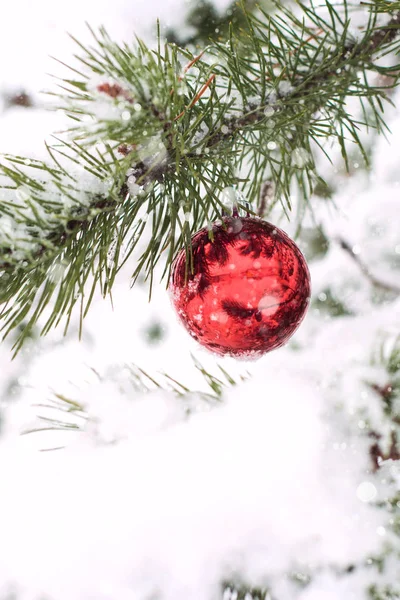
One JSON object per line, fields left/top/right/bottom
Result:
{"left": 169, "top": 216, "right": 311, "bottom": 359}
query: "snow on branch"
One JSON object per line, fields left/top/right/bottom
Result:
{"left": 1, "top": 0, "right": 400, "bottom": 347}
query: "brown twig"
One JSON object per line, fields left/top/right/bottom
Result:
{"left": 117, "top": 143, "right": 136, "bottom": 156}
{"left": 170, "top": 51, "right": 206, "bottom": 98}
{"left": 370, "top": 382, "right": 394, "bottom": 400}
{"left": 97, "top": 83, "right": 134, "bottom": 103}
{"left": 189, "top": 74, "right": 216, "bottom": 108}
{"left": 174, "top": 73, "right": 216, "bottom": 121}
{"left": 370, "top": 430, "right": 400, "bottom": 471}
{"left": 180, "top": 51, "right": 206, "bottom": 80}
{"left": 5, "top": 91, "right": 34, "bottom": 109}
{"left": 258, "top": 181, "right": 275, "bottom": 217}
{"left": 337, "top": 238, "right": 400, "bottom": 294}
{"left": 368, "top": 12, "right": 400, "bottom": 51}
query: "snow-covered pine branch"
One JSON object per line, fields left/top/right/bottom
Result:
{"left": 4, "top": 329, "right": 400, "bottom": 600}
{"left": 1, "top": 0, "right": 400, "bottom": 348}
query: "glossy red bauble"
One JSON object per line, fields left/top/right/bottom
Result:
{"left": 169, "top": 217, "right": 311, "bottom": 359}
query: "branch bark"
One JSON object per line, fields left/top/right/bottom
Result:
{"left": 337, "top": 237, "right": 400, "bottom": 295}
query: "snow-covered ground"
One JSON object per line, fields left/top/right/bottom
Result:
{"left": 1, "top": 1, "right": 400, "bottom": 599}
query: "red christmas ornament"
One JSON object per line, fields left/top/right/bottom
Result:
{"left": 169, "top": 216, "right": 311, "bottom": 359}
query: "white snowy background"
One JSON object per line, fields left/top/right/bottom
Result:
{"left": 1, "top": 0, "right": 400, "bottom": 599}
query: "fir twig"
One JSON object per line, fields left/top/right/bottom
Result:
{"left": 338, "top": 237, "right": 400, "bottom": 294}
{"left": 2, "top": 1, "right": 400, "bottom": 346}
{"left": 24, "top": 359, "right": 241, "bottom": 442}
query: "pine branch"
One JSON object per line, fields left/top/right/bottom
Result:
{"left": 368, "top": 9, "right": 400, "bottom": 49}
{"left": 24, "top": 359, "right": 242, "bottom": 443}
{"left": 2, "top": 0, "right": 400, "bottom": 347}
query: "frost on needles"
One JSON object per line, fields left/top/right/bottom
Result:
{"left": 1, "top": 0, "right": 400, "bottom": 350}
